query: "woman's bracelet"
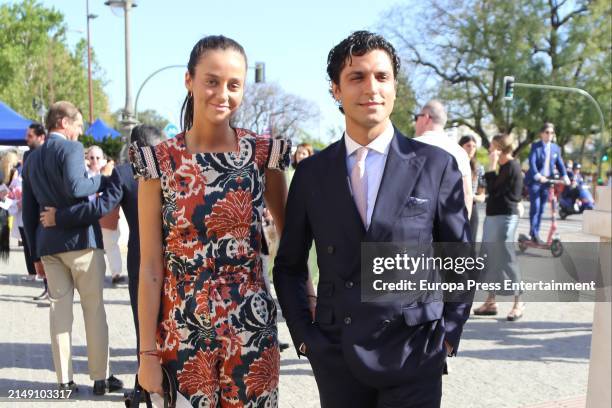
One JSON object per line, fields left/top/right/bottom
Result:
{"left": 139, "top": 349, "right": 161, "bottom": 357}
{"left": 307, "top": 295, "right": 317, "bottom": 299}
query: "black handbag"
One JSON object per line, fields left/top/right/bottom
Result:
{"left": 125, "top": 366, "right": 177, "bottom": 408}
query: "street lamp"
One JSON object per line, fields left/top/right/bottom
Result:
{"left": 86, "top": 0, "right": 97, "bottom": 124}
{"left": 105, "top": 0, "right": 138, "bottom": 145}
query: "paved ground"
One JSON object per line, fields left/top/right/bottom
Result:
{"left": 0, "top": 205, "right": 602, "bottom": 407}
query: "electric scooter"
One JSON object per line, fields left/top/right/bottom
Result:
{"left": 518, "top": 179, "right": 564, "bottom": 257}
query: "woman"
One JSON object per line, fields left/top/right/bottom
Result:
{"left": 292, "top": 142, "right": 314, "bottom": 169}
{"left": 133, "top": 35, "right": 289, "bottom": 407}
{"left": 0, "top": 151, "right": 20, "bottom": 260}
{"left": 459, "top": 135, "right": 486, "bottom": 242}
{"left": 474, "top": 134, "right": 525, "bottom": 321}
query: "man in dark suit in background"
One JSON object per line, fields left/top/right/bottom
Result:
{"left": 20, "top": 123, "right": 47, "bottom": 283}
{"left": 273, "top": 31, "right": 472, "bottom": 408}
{"left": 22, "top": 101, "right": 122, "bottom": 395}
{"left": 524, "top": 122, "right": 569, "bottom": 244}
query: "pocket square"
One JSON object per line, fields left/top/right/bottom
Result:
{"left": 407, "top": 196, "right": 429, "bottom": 206}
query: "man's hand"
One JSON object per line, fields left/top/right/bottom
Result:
{"left": 444, "top": 340, "right": 453, "bottom": 356}
{"left": 34, "top": 261, "right": 46, "bottom": 279}
{"left": 40, "top": 207, "right": 57, "bottom": 227}
{"left": 539, "top": 176, "right": 549, "bottom": 183}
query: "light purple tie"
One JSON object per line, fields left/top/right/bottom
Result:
{"left": 351, "top": 147, "right": 369, "bottom": 227}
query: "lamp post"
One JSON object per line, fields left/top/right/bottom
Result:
{"left": 86, "top": 0, "right": 97, "bottom": 124}
{"left": 105, "top": 0, "right": 138, "bottom": 146}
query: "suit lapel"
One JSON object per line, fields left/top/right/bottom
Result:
{"left": 324, "top": 140, "right": 366, "bottom": 240}
{"left": 366, "top": 131, "right": 426, "bottom": 242}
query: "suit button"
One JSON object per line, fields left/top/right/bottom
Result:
{"left": 344, "top": 317, "right": 352, "bottom": 325}
{"left": 345, "top": 281, "right": 354, "bottom": 289}
{"left": 327, "top": 245, "right": 335, "bottom": 254}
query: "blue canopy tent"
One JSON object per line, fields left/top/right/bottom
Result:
{"left": 0, "top": 101, "right": 32, "bottom": 146}
{"left": 85, "top": 118, "right": 120, "bottom": 141}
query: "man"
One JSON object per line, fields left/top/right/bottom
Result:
{"left": 273, "top": 31, "right": 472, "bottom": 408}
{"left": 39, "top": 125, "right": 166, "bottom": 404}
{"left": 19, "top": 123, "right": 47, "bottom": 282}
{"left": 414, "top": 100, "right": 473, "bottom": 218}
{"left": 22, "top": 101, "right": 122, "bottom": 395}
{"left": 524, "top": 122, "right": 569, "bottom": 244}
{"left": 86, "top": 145, "right": 125, "bottom": 284}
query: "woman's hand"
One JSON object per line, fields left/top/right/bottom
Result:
{"left": 137, "top": 356, "right": 164, "bottom": 395}
{"left": 488, "top": 150, "right": 500, "bottom": 171}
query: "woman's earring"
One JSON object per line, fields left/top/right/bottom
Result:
{"left": 188, "top": 91, "right": 193, "bottom": 99}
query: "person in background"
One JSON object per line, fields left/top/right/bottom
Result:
{"left": 524, "top": 122, "right": 569, "bottom": 244}
{"left": 22, "top": 100, "right": 122, "bottom": 394}
{"left": 18, "top": 124, "right": 47, "bottom": 280}
{"left": 474, "top": 134, "right": 525, "bottom": 321}
{"left": 459, "top": 135, "right": 486, "bottom": 242}
{"left": 86, "top": 146, "right": 125, "bottom": 284}
{"left": 0, "top": 151, "right": 20, "bottom": 260}
{"left": 414, "top": 100, "right": 473, "bottom": 218}
{"left": 293, "top": 142, "right": 314, "bottom": 168}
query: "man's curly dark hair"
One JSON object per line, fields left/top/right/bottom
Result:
{"left": 326, "top": 30, "right": 401, "bottom": 99}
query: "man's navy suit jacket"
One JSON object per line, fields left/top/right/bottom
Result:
{"left": 273, "top": 128, "right": 472, "bottom": 387}
{"left": 22, "top": 134, "right": 105, "bottom": 258}
{"left": 525, "top": 140, "right": 567, "bottom": 186}
{"left": 54, "top": 163, "right": 140, "bottom": 278}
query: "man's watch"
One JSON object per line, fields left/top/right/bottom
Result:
{"left": 298, "top": 342, "right": 307, "bottom": 354}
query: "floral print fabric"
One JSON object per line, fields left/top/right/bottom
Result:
{"left": 130, "top": 129, "right": 290, "bottom": 407}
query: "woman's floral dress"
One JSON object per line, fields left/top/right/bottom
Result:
{"left": 130, "top": 129, "right": 290, "bottom": 407}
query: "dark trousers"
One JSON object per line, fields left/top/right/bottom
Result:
{"left": 469, "top": 203, "right": 480, "bottom": 243}
{"left": 528, "top": 183, "right": 549, "bottom": 238}
{"left": 307, "top": 342, "right": 443, "bottom": 408}
{"left": 18, "top": 227, "right": 36, "bottom": 275}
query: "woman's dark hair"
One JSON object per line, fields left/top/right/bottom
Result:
{"left": 28, "top": 123, "right": 46, "bottom": 137}
{"left": 459, "top": 135, "right": 478, "bottom": 178}
{"left": 326, "top": 31, "right": 401, "bottom": 113}
{"left": 130, "top": 124, "right": 166, "bottom": 147}
{"left": 180, "top": 35, "right": 247, "bottom": 132}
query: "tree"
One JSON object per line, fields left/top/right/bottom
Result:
{"left": 380, "top": 0, "right": 610, "bottom": 153}
{"left": 390, "top": 72, "right": 418, "bottom": 137}
{"left": 0, "top": 0, "right": 110, "bottom": 123}
{"left": 231, "top": 82, "right": 319, "bottom": 142}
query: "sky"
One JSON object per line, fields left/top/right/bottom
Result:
{"left": 35, "top": 0, "right": 403, "bottom": 141}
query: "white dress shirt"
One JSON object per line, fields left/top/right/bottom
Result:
{"left": 344, "top": 122, "right": 395, "bottom": 229}
{"left": 414, "top": 130, "right": 471, "bottom": 178}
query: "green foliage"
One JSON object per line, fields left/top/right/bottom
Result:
{"left": 381, "top": 0, "right": 610, "bottom": 154}
{"left": 79, "top": 135, "right": 124, "bottom": 161}
{"left": 0, "top": 0, "right": 109, "bottom": 123}
{"left": 390, "top": 72, "right": 418, "bottom": 137}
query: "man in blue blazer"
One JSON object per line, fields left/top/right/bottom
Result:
{"left": 22, "top": 101, "right": 122, "bottom": 395}
{"left": 524, "top": 122, "right": 569, "bottom": 243}
{"left": 39, "top": 125, "right": 166, "bottom": 352}
{"left": 273, "top": 31, "right": 472, "bottom": 408}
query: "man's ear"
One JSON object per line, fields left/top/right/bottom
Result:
{"left": 331, "top": 81, "right": 341, "bottom": 102}
{"left": 59, "top": 117, "right": 69, "bottom": 130}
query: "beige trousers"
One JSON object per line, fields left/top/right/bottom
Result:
{"left": 42, "top": 248, "right": 109, "bottom": 384}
